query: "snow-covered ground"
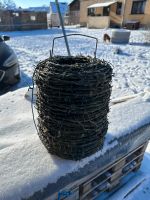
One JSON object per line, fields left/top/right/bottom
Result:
{"left": 0, "top": 27, "right": 150, "bottom": 200}
{"left": 3, "top": 27, "right": 150, "bottom": 98}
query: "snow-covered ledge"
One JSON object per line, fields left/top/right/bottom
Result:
{"left": 0, "top": 87, "right": 150, "bottom": 200}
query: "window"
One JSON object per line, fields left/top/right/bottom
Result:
{"left": 13, "top": 12, "right": 19, "bottom": 17}
{"left": 131, "top": 0, "right": 146, "bottom": 14}
{"left": 103, "top": 6, "right": 110, "bottom": 16}
{"left": 87, "top": 8, "right": 95, "bottom": 16}
{"left": 30, "top": 16, "right": 36, "bottom": 21}
{"left": 116, "top": 2, "right": 122, "bottom": 15}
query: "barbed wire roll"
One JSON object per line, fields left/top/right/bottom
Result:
{"left": 34, "top": 56, "right": 113, "bottom": 160}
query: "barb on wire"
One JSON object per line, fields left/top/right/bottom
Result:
{"left": 33, "top": 56, "right": 113, "bottom": 160}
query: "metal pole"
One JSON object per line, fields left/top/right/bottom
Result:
{"left": 122, "top": 0, "right": 127, "bottom": 27}
{"left": 55, "top": 0, "right": 71, "bottom": 56}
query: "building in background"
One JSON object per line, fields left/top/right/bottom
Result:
{"left": 0, "top": 8, "right": 47, "bottom": 31}
{"left": 68, "top": 0, "right": 80, "bottom": 25}
{"left": 80, "top": 0, "right": 150, "bottom": 29}
{"left": 28, "top": 6, "right": 50, "bottom": 28}
{"left": 0, "top": 9, "right": 12, "bottom": 31}
{"left": 48, "top": 2, "right": 68, "bottom": 27}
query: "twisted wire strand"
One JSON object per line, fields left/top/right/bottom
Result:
{"left": 34, "top": 56, "right": 113, "bottom": 160}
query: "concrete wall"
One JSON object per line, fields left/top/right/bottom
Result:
{"left": 88, "top": 16, "right": 110, "bottom": 28}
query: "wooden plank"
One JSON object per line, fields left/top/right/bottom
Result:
{"left": 48, "top": 142, "right": 148, "bottom": 200}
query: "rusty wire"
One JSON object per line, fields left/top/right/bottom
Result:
{"left": 34, "top": 56, "right": 113, "bottom": 160}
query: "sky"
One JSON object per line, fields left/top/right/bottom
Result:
{"left": 13, "top": 0, "right": 69, "bottom": 8}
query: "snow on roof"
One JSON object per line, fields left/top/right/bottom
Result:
{"left": 69, "top": 0, "right": 78, "bottom": 6}
{"left": 88, "top": 0, "right": 117, "bottom": 8}
{"left": 28, "top": 7, "right": 50, "bottom": 13}
{"left": 1, "top": 7, "right": 48, "bottom": 13}
{"left": 50, "top": 1, "right": 68, "bottom": 14}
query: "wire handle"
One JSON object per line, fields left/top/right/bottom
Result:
{"left": 51, "top": 33, "right": 98, "bottom": 58}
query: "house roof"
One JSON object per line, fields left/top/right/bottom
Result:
{"left": 28, "top": 7, "right": 50, "bottom": 13}
{"left": 88, "top": 0, "right": 117, "bottom": 8}
{"left": 0, "top": 7, "right": 48, "bottom": 13}
{"left": 50, "top": 2, "right": 68, "bottom": 14}
{"left": 69, "top": 0, "right": 78, "bottom": 6}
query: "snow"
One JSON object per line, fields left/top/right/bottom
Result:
{"left": 0, "top": 27, "right": 150, "bottom": 199}
{"left": 108, "top": 96, "right": 150, "bottom": 142}
{"left": 3, "top": 28, "right": 150, "bottom": 99}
